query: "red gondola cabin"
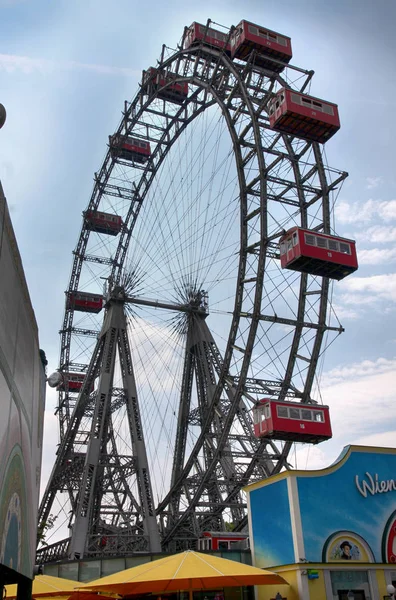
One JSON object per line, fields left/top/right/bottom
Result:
{"left": 253, "top": 399, "right": 332, "bottom": 444}
{"left": 184, "top": 22, "right": 231, "bottom": 55}
{"left": 143, "top": 68, "right": 188, "bottom": 105}
{"left": 57, "top": 372, "right": 94, "bottom": 393}
{"left": 198, "top": 531, "right": 249, "bottom": 551}
{"left": 268, "top": 88, "right": 340, "bottom": 143}
{"left": 230, "top": 20, "right": 292, "bottom": 72}
{"left": 84, "top": 210, "right": 122, "bottom": 236}
{"left": 109, "top": 135, "right": 151, "bottom": 163}
{"left": 66, "top": 291, "right": 103, "bottom": 313}
{"left": 280, "top": 227, "right": 358, "bottom": 280}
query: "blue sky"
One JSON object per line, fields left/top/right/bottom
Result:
{"left": 1, "top": 0, "right": 396, "bottom": 510}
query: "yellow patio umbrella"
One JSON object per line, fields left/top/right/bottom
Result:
{"left": 77, "top": 550, "right": 286, "bottom": 597}
{"left": 5, "top": 574, "right": 79, "bottom": 598}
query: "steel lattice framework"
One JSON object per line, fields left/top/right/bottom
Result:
{"left": 37, "top": 22, "right": 347, "bottom": 561}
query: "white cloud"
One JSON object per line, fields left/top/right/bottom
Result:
{"left": 353, "top": 430, "right": 396, "bottom": 448}
{"left": 357, "top": 225, "right": 396, "bottom": 244}
{"left": 336, "top": 199, "right": 396, "bottom": 224}
{"left": 0, "top": 53, "right": 138, "bottom": 77}
{"left": 312, "top": 358, "right": 396, "bottom": 465}
{"left": 341, "top": 273, "right": 396, "bottom": 302}
{"left": 331, "top": 304, "right": 360, "bottom": 320}
{"left": 321, "top": 357, "right": 396, "bottom": 386}
{"left": 366, "top": 176, "right": 383, "bottom": 190}
{"left": 357, "top": 246, "right": 396, "bottom": 265}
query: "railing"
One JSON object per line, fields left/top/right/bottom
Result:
{"left": 36, "top": 538, "right": 70, "bottom": 563}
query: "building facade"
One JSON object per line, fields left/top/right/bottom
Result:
{"left": 0, "top": 182, "right": 46, "bottom": 594}
{"left": 246, "top": 445, "right": 396, "bottom": 600}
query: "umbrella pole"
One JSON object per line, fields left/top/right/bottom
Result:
{"left": 189, "top": 590, "right": 193, "bottom": 600}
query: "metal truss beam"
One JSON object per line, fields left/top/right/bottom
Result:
{"left": 38, "top": 288, "right": 161, "bottom": 560}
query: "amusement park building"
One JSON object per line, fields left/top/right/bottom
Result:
{"left": 0, "top": 182, "right": 46, "bottom": 597}
{"left": 245, "top": 445, "right": 396, "bottom": 600}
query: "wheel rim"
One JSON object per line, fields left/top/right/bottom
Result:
{"left": 51, "top": 36, "right": 347, "bottom": 551}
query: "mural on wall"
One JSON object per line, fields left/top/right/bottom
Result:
{"left": 247, "top": 446, "right": 396, "bottom": 568}
{"left": 298, "top": 448, "right": 396, "bottom": 564}
{"left": 248, "top": 478, "right": 294, "bottom": 568}
{"left": 322, "top": 530, "right": 375, "bottom": 562}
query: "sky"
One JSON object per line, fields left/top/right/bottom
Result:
{"left": 1, "top": 0, "right": 396, "bottom": 530}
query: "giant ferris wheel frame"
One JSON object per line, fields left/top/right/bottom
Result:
{"left": 39, "top": 21, "right": 347, "bottom": 559}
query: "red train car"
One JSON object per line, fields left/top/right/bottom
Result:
{"left": 230, "top": 20, "right": 292, "bottom": 72}
{"left": 198, "top": 531, "right": 249, "bottom": 551}
{"left": 84, "top": 210, "right": 122, "bottom": 236}
{"left": 57, "top": 372, "right": 94, "bottom": 393}
{"left": 280, "top": 227, "right": 358, "bottom": 280}
{"left": 268, "top": 88, "right": 340, "bottom": 143}
{"left": 143, "top": 67, "right": 188, "bottom": 105}
{"left": 184, "top": 22, "right": 231, "bottom": 55}
{"left": 253, "top": 399, "right": 332, "bottom": 444}
{"left": 109, "top": 134, "right": 151, "bottom": 163}
{"left": 66, "top": 291, "right": 103, "bottom": 314}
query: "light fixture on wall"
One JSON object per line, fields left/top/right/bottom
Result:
{"left": 387, "top": 584, "right": 396, "bottom": 599}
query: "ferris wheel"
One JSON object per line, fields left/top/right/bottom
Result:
{"left": 38, "top": 19, "right": 355, "bottom": 559}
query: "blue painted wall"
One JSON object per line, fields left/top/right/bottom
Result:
{"left": 298, "top": 448, "right": 396, "bottom": 562}
{"left": 249, "top": 478, "right": 294, "bottom": 568}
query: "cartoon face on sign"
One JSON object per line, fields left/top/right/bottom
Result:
{"left": 322, "top": 531, "right": 374, "bottom": 563}
{"left": 332, "top": 540, "right": 360, "bottom": 561}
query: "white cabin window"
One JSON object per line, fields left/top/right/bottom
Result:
{"left": 305, "top": 233, "right": 315, "bottom": 246}
{"left": 313, "top": 411, "right": 324, "bottom": 422}
{"left": 248, "top": 25, "right": 259, "bottom": 36}
{"left": 291, "top": 93, "right": 301, "bottom": 105}
{"left": 328, "top": 239, "right": 339, "bottom": 251}
{"left": 316, "top": 236, "right": 327, "bottom": 249}
{"left": 218, "top": 541, "right": 229, "bottom": 550}
{"left": 301, "top": 409, "right": 312, "bottom": 421}
{"left": 289, "top": 407, "right": 300, "bottom": 420}
{"left": 277, "top": 405, "right": 288, "bottom": 418}
{"left": 322, "top": 104, "right": 335, "bottom": 116}
{"left": 339, "top": 242, "right": 351, "bottom": 255}
{"left": 280, "top": 241, "right": 286, "bottom": 255}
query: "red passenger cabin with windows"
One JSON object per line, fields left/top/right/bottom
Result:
{"left": 143, "top": 68, "right": 188, "bottom": 105}
{"left": 198, "top": 531, "right": 249, "bottom": 551}
{"left": 184, "top": 22, "right": 231, "bottom": 55}
{"left": 280, "top": 227, "right": 358, "bottom": 280}
{"left": 110, "top": 135, "right": 151, "bottom": 163}
{"left": 57, "top": 372, "right": 94, "bottom": 393}
{"left": 268, "top": 88, "right": 340, "bottom": 143}
{"left": 230, "top": 20, "right": 292, "bottom": 72}
{"left": 84, "top": 210, "right": 122, "bottom": 236}
{"left": 253, "top": 399, "right": 332, "bottom": 444}
{"left": 66, "top": 291, "right": 103, "bottom": 313}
